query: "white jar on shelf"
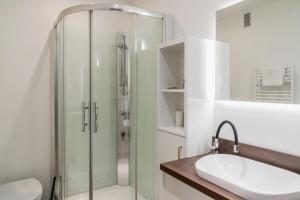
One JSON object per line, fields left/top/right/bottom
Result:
{"left": 175, "top": 110, "right": 184, "bottom": 127}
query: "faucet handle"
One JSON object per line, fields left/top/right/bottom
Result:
{"left": 233, "top": 144, "right": 239, "bottom": 154}
{"left": 210, "top": 138, "right": 219, "bottom": 153}
{"left": 213, "top": 138, "right": 219, "bottom": 148}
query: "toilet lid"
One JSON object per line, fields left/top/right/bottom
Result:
{"left": 0, "top": 178, "right": 43, "bottom": 200}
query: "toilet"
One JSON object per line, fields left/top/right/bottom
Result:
{"left": 0, "top": 178, "right": 43, "bottom": 200}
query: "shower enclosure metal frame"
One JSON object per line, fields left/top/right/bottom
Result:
{"left": 54, "top": 4, "right": 165, "bottom": 200}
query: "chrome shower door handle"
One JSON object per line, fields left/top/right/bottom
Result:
{"left": 82, "top": 102, "right": 89, "bottom": 132}
{"left": 92, "top": 102, "right": 98, "bottom": 133}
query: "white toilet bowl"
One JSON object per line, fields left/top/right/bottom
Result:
{"left": 0, "top": 178, "right": 43, "bottom": 200}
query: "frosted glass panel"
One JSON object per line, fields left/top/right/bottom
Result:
{"left": 63, "top": 12, "right": 90, "bottom": 197}
{"left": 92, "top": 10, "right": 135, "bottom": 198}
{"left": 136, "top": 15, "right": 163, "bottom": 200}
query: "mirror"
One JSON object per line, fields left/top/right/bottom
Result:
{"left": 215, "top": 0, "right": 300, "bottom": 104}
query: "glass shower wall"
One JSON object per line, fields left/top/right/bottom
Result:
{"left": 91, "top": 10, "right": 135, "bottom": 196}
{"left": 63, "top": 11, "right": 90, "bottom": 197}
{"left": 136, "top": 15, "right": 163, "bottom": 200}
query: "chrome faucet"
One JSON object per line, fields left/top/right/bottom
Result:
{"left": 211, "top": 120, "right": 239, "bottom": 154}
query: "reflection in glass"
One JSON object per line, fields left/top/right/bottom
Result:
{"left": 216, "top": 0, "right": 300, "bottom": 104}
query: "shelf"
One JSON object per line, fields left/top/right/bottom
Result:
{"left": 158, "top": 126, "right": 185, "bottom": 137}
{"left": 162, "top": 89, "right": 185, "bottom": 93}
{"left": 159, "top": 39, "right": 185, "bottom": 51}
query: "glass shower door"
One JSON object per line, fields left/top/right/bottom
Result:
{"left": 91, "top": 11, "right": 135, "bottom": 199}
{"left": 63, "top": 11, "right": 90, "bottom": 199}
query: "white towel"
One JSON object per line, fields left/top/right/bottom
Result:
{"left": 262, "top": 66, "right": 285, "bottom": 86}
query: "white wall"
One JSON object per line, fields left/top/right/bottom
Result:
{"left": 217, "top": 0, "right": 300, "bottom": 102}
{"left": 0, "top": 0, "right": 130, "bottom": 199}
{"left": 214, "top": 101, "right": 300, "bottom": 156}
{"left": 133, "top": 0, "right": 242, "bottom": 39}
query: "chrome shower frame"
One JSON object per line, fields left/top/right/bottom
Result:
{"left": 54, "top": 3, "right": 168, "bottom": 200}
{"left": 54, "top": 4, "right": 163, "bottom": 27}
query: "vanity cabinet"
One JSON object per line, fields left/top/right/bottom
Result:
{"left": 157, "top": 136, "right": 212, "bottom": 200}
{"left": 158, "top": 130, "right": 186, "bottom": 163}
{"left": 157, "top": 130, "right": 186, "bottom": 200}
{"left": 162, "top": 174, "right": 214, "bottom": 200}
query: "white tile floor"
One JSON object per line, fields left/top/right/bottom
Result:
{"left": 66, "top": 185, "right": 145, "bottom": 200}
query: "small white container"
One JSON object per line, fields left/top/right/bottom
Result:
{"left": 175, "top": 110, "right": 184, "bottom": 127}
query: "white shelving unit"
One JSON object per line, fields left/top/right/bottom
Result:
{"left": 157, "top": 36, "right": 213, "bottom": 154}
{"left": 157, "top": 37, "right": 216, "bottom": 200}
{"left": 158, "top": 39, "right": 186, "bottom": 136}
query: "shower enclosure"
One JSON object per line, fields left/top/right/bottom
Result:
{"left": 54, "top": 4, "right": 163, "bottom": 200}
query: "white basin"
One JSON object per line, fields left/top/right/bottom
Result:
{"left": 195, "top": 154, "right": 300, "bottom": 200}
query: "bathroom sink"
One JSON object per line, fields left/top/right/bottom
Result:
{"left": 195, "top": 154, "right": 300, "bottom": 200}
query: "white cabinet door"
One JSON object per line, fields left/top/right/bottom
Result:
{"left": 157, "top": 131, "right": 213, "bottom": 200}
{"left": 157, "top": 130, "right": 186, "bottom": 200}
{"left": 158, "top": 130, "right": 186, "bottom": 164}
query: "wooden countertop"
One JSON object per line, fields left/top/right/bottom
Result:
{"left": 160, "top": 138, "right": 300, "bottom": 200}
{"left": 160, "top": 154, "right": 244, "bottom": 200}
